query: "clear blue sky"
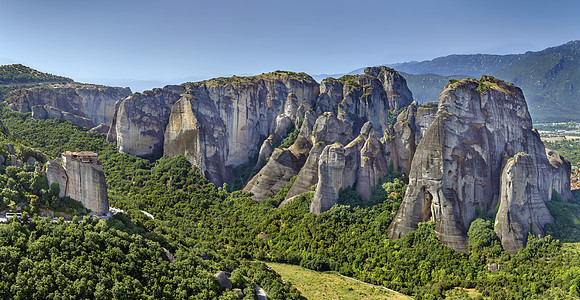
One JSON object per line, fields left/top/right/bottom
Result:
{"left": 1, "top": 0, "right": 579, "bottom": 90}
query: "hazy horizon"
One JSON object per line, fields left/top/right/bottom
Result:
{"left": 2, "top": 0, "right": 579, "bottom": 91}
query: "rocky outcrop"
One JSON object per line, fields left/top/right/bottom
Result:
{"left": 244, "top": 148, "right": 307, "bottom": 201}
{"left": 215, "top": 271, "right": 232, "bottom": 290}
{"left": 544, "top": 148, "right": 573, "bottom": 200}
{"left": 311, "top": 144, "right": 346, "bottom": 214}
{"left": 244, "top": 67, "right": 413, "bottom": 205}
{"left": 6, "top": 83, "right": 131, "bottom": 129}
{"left": 283, "top": 112, "right": 353, "bottom": 201}
{"left": 109, "top": 72, "right": 318, "bottom": 185}
{"left": 387, "top": 76, "right": 571, "bottom": 252}
{"left": 309, "top": 122, "right": 390, "bottom": 214}
{"left": 357, "top": 127, "right": 390, "bottom": 199}
{"left": 46, "top": 151, "right": 108, "bottom": 214}
{"left": 495, "top": 153, "right": 554, "bottom": 254}
{"left": 385, "top": 101, "right": 438, "bottom": 175}
{"left": 108, "top": 85, "right": 185, "bottom": 159}
{"left": 364, "top": 66, "right": 414, "bottom": 111}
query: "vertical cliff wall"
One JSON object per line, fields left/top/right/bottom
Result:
{"left": 109, "top": 72, "right": 319, "bottom": 185}
{"left": 5, "top": 83, "right": 131, "bottom": 129}
{"left": 245, "top": 67, "right": 413, "bottom": 205}
{"left": 46, "top": 152, "right": 108, "bottom": 215}
{"left": 387, "top": 76, "right": 571, "bottom": 252}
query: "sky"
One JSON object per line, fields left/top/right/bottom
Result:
{"left": 1, "top": 0, "right": 579, "bottom": 91}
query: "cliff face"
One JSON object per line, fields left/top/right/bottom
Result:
{"left": 245, "top": 67, "right": 413, "bottom": 206}
{"left": 495, "top": 153, "right": 554, "bottom": 254}
{"left": 110, "top": 72, "right": 319, "bottom": 185}
{"left": 310, "top": 144, "right": 346, "bottom": 214}
{"left": 387, "top": 76, "right": 571, "bottom": 252}
{"left": 5, "top": 83, "right": 131, "bottom": 129}
{"left": 46, "top": 152, "right": 108, "bottom": 215}
{"left": 107, "top": 85, "right": 185, "bottom": 159}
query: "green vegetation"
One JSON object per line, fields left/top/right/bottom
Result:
{"left": 324, "top": 74, "right": 364, "bottom": 87}
{"left": 2, "top": 107, "right": 580, "bottom": 298}
{"left": 543, "top": 139, "right": 580, "bottom": 164}
{"left": 0, "top": 64, "right": 72, "bottom": 84}
{"left": 197, "top": 70, "right": 312, "bottom": 87}
{"left": 535, "top": 121, "right": 580, "bottom": 132}
{"left": 266, "top": 262, "right": 409, "bottom": 300}
{"left": 0, "top": 215, "right": 295, "bottom": 299}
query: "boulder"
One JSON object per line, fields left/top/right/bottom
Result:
{"left": 215, "top": 271, "right": 232, "bottom": 290}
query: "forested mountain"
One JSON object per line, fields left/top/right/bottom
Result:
{"left": 0, "top": 64, "right": 72, "bottom": 85}
{"left": 0, "top": 64, "right": 73, "bottom": 102}
{"left": 387, "top": 41, "right": 580, "bottom": 122}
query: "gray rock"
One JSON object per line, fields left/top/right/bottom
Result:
{"left": 46, "top": 151, "right": 108, "bottom": 214}
{"left": 388, "top": 76, "right": 571, "bottom": 252}
{"left": 4, "top": 144, "right": 15, "bottom": 155}
{"left": 6, "top": 82, "right": 131, "bottom": 129}
{"left": 311, "top": 143, "right": 346, "bottom": 215}
{"left": 495, "top": 153, "right": 554, "bottom": 254}
{"left": 108, "top": 85, "right": 185, "bottom": 159}
{"left": 89, "top": 124, "right": 111, "bottom": 134}
{"left": 244, "top": 148, "right": 307, "bottom": 201}
{"left": 215, "top": 271, "right": 232, "bottom": 290}
{"left": 26, "top": 157, "right": 37, "bottom": 166}
{"left": 161, "top": 247, "right": 175, "bottom": 264}
{"left": 111, "top": 73, "right": 318, "bottom": 185}
{"left": 10, "top": 156, "right": 24, "bottom": 168}
{"left": 31, "top": 105, "right": 48, "bottom": 119}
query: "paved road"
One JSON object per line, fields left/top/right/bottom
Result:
{"left": 140, "top": 210, "right": 154, "bottom": 219}
{"left": 255, "top": 284, "right": 268, "bottom": 300}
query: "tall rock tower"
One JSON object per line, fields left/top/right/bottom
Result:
{"left": 46, "top": 151, "right": 109, "bottom": 215}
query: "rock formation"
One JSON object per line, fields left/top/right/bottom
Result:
{"left": 108, "top": 85, "right": 185, "bottom": 159}
{"left": 309, "top": 122, "right": 390, "bottom": 214}
{"left": 46, "top": 151, "right": 108, "bottom": 214}
{"left": 387, "top": 76, "right": 571, "bottom": 252}
{"left": 310, "top": 143, "right": 346, "bottom": 214}
{"left": 5, "top": 82, "right": 131, "bottom": 129}
{"left": 245, "top": 67, "right": 414, "bottom": 205}
{"left": 495, "top": 153, "right": 554, "bottom": 254}
{"left": 109, "top": 72, "right": 318, "bottom": 185}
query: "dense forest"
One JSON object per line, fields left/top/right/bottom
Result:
{"left": 0, "top": 64, "right": 72, "bottom": 85}
{"left": 0, "top": 107, "right": 580, "bottom": 299}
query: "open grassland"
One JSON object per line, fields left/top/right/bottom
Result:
{"left": 266, "top": 262, "right": 410, "bottom": 300}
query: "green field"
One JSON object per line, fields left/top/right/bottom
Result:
{"left": 266, "top": 262, "right": 409, "bottom": 300}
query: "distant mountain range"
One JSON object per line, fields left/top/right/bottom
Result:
{"left": 324, "top": 41, "right": 579, "bottom": 122}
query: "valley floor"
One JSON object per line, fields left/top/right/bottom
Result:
{"left": 266, "top": 262, "right": 410, "bottom": 300}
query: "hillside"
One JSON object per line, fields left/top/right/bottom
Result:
{"left": 389, "top": 54, "right": 520, "bottom": 77}
{"left": 0, "top": 64, "right": 73, "bottom": 101}
{"left": 398, "top": 72, "right": 468, "bottom": 102}
{"left": 382, "top": 41, "right": 580, "bottom": 122}
{"left": 0, "top": 64, "right": 72, "bottom": 85}
{"left": 266, "top": 262, "right": 409, "bottom": 299}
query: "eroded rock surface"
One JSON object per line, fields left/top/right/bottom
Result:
{"left": 110, "top": 72, "right": 318, "bottom": 185}
{"left": 311, "top": 143, "right": 346, "bottom": 215}
{"left": 387, "top": 76, "right": 571, "bottom": 252}
{"left": 46, "top": 151, "right": 108, "bottom": 214}
{"left": 6, "top": 82, "right": 131, "bottom": 128}
{"left": 495, "top": 153, "right": 554, "bottom": 254}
